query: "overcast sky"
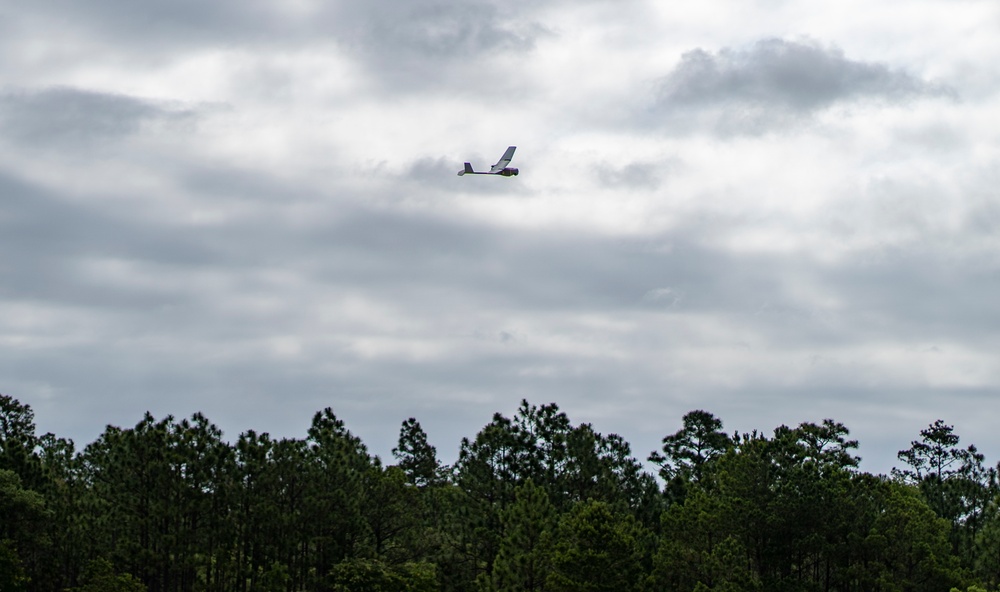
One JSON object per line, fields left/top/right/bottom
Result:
{"left": 3, "top": 0, "right": 1000, "bottom": 475}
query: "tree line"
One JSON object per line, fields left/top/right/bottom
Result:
{"left": 2, "top": 392, "right": 999, "bottom": 592}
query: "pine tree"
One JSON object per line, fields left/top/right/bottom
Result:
{"left": 393, "top": 418, "right": 445, "bottom": 487}
{"left": 649, "top": 410, "right": 731, "bottom": 486}
{"left": 486, "top": 479, "right": 555, "bottom": 592}
{"left": 546, "top": 500, "right": 645, "bottom": 592}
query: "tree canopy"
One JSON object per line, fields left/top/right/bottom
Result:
{"left": 1, "top": 393, "right": 995, "bottom": 592}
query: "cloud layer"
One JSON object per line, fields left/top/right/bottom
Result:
{"left": 3, "top": 0, "right": 1000, "bottom": 476}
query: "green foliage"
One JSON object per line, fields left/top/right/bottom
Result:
{"left": 896, "top": 420, "right": 966, "bottom": 483}
{"left": 0, "top": 468, "right": 47, "bottom": 541}
{"left": 454, "top": 400, "right": 662, "bottom": 522}
{"left": 652, "top": 419, "right": 962, "bottom": 592}
{"left": 5, "top": 394, "right": 1000, "bottom": 592}
{"left": 895, "top": 420, "right": 999, "bottom": 574}
{"left": 0, "top": 468, "right": 48, "bottom": 590}
{"left": 0, "top": 393, "right": 44, "bottom": 490}
{"left": 485, "top": 479, "right": 556, "bottom": 592}
{"left": 74, "top": 558, "right": 146, "bottom": 592}
{"left": 256, "top": 561, "right": 290, "bottom": 592}
{"left": 363, "top": 465, "right": 427, "bottom": 564}
{"left": 975, "top": 498, "right": 1000, "bottom": 587}
{"left": 328, "top": 558, "right": 437, "bottom": 592}
{"left": 546, "top": 500, "right": 645, "bottom": 592}
{"left": 0, "top": 539, "right": 30, "bottom": 592}
{"left": 448, "top": 400, "right": 662, "bottom": 591}
{"left": 393, "top": 418, "right": 445, "bottom": 487}
{"left": 79, "top": 411, "right": 239, "bottom": 591}
{"left": 305, "top": 407, "right": 375, "bottom": 574}
{"left": 648, "top": 410, "right": 732, "bottom": 501}
{"left": 868, "top": 482, "right": 964, "bottom": 592}
{"left": 653, "top": 489, "right": 760, "bottom": 591}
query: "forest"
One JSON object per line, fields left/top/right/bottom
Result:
{"left": 2, "top": 393, "right": 999, "bottom": 592}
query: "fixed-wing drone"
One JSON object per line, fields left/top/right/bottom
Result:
{"left": 458, "top": 146, "right": 518, "bottom": 177}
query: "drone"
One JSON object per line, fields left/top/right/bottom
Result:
{"left": 458, "top": 146, "right": 518, "bottom": 177}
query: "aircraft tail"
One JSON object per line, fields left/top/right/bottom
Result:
{"left": 458, "top": 162, "right": 474, "bottom": 176}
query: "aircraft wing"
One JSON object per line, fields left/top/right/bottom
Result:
{"left": 489, "top": 146, "right": 516, "bottom": 173}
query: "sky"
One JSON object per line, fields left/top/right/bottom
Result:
{"left": 2, "top": 0, "right": 1000, "bottom": 476}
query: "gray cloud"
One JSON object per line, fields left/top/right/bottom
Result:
{"left": 12, "top": 0, "right": 546, "bottom": 50}
{"left": 595, "top": 160, "right": 673, "bottom": 190}
{"left": 338, "top": 1, "right": 540, "bottom": 57}
{"left": 0, "top": 87, "right": 195, "bottom": 149}
{"left": 652, "top": 38, "right": 952, "bottom": 134}
{"left": 6, "top": 1, "right": 292, "bottom": 49}
{"left": 4, "top": 1, "right": 546, "bottom": 93}
{"left": 328, "top": 0, "right": 549, "bottom": 91}
{"left": 11, "top": 142, "right": 995, "bottom": 375}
